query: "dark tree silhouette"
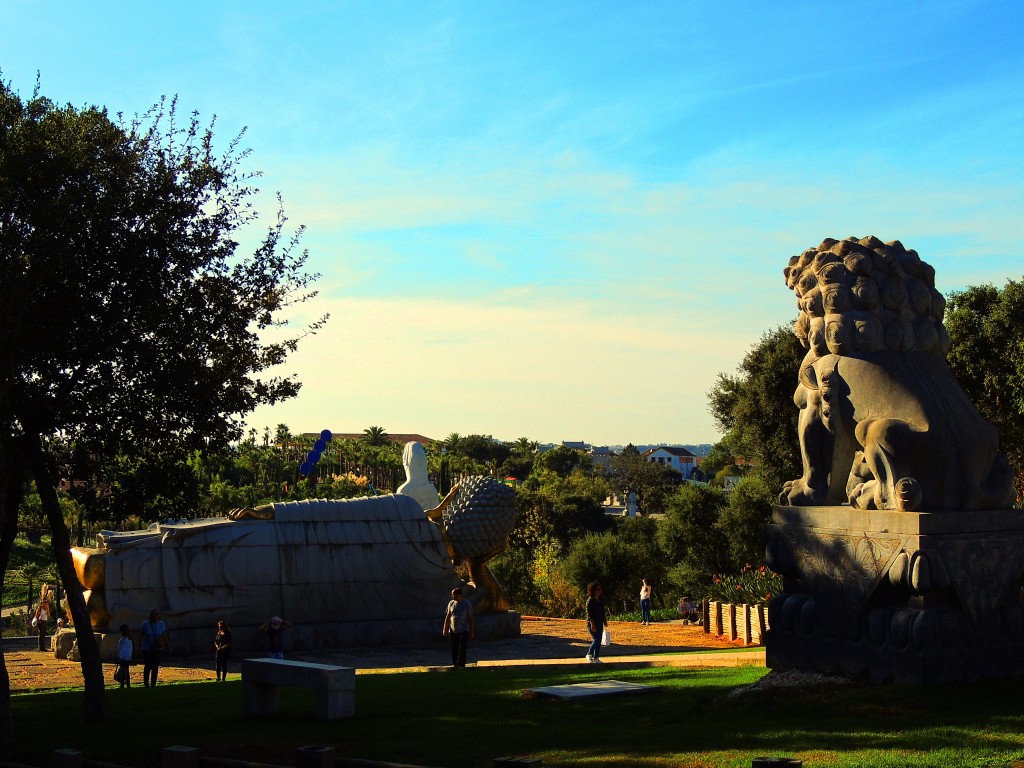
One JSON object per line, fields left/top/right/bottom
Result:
{"left": 0, "top": 81, "right": 325, "bottom": 731}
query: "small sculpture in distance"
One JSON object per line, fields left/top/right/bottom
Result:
{"left": 779, "top": 235, "right": 1014, "bottom": 511}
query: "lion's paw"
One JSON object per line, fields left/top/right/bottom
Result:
{"left": 848, "top": 481, "right": 879, "bottom": 510}
{"left": 779, "top": 479, "right": 829, "bottom": 506}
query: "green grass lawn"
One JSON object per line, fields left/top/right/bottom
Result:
{"left": 5, "top": 665, "right": 1024, "bottom": 768}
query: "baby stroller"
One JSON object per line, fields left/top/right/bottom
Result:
{"left": 677, "top": 597, "right": 702, "bottom": 625}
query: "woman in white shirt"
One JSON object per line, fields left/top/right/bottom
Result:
{"left": 639, "top": 579, "right": 652, "bottom": 625}
{"left": 33, "top": 598, "right": 51, "bottom": 651}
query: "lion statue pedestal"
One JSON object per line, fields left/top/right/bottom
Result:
{"left": 767, "top": 505, "right": 1024, "bottom": 684}
{"left": 767, "top": 236, "right": 1020, "bottom": 684}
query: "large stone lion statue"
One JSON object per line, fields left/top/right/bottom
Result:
{"left": 779, "top": 235, "right": 1015, "bottom": 511}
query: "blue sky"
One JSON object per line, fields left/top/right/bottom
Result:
{"left": 3, "top": 1, "right": 1022, "bottom": 444}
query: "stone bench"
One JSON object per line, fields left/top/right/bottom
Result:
{"left": 242, "top": 658, "right": 355, "bottom": 720}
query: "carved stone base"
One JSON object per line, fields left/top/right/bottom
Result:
{"left": 766, "top": 506, "right": 1024, "bottom": 684}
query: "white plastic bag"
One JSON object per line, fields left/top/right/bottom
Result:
{"left": 31, "top": 617, "right": 38, "bottom": 629}
{"left": 601, "top": 628, "right": 611, "bottom": 646}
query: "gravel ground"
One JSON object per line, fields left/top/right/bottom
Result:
{"left": 4, "top": 616, "right": 750, "bottom": 691}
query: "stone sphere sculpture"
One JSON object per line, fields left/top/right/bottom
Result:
{"left": 426, "top": 475, "right": 516, "bottom": 612}
{"left": 779, "top": 235, "right": 1015, "bottom": 511}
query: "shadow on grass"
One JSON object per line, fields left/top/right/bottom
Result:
{"left": 5, "top": 666, "right": 1024, "bottom": 768}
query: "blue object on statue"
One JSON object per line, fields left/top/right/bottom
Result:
{"left": 299, "top": 461, "right": 312, "bottom": 476}
{"left": 320, "top": 429, "right": 333, "bottom": 442}
{"left": 306, "top": 450, "right": 321, "bottom": 464}
{"left": 313, "top": 439, "right": 327, "bottom": 452}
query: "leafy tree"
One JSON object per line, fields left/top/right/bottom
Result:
{"left": 716, "top": 473, "right": 776, "bottom": 566}
{"left": 560, "top": 531, "right": 637, "bottom": 613}
{"left": 451, "top": 434, "right": 510, "bottom": 476}
{"left": 0, "top": 83, "right": 323, "bottom": 728}
{"left": 708, "top": 325, "right": 804, "bottom": 489}
{"left": 84, "top": 449, "right": 202, "bottom": 524}
{"left": 518, "top": 468, "right": 611, "bottom": 549}
{"left": 499, "top": 437, "right": 539, "bottom": 481}
{"left": 16, "top": 489, "right": 45, "bottom": 532}
{"left": 508, "top": 493, "right": 552, "bottom": 551}
{"left": 607, "top": 444, "right": 679, "bottom": 515}
{"left": 699, "top": 438, "right": 737, "bottom": 481}
{"left": 658, "top": 484, "right": 731, "bottom": 598}
{"left": 202, "top": 477, "right": 247, "bottom": 515}
{"left": 489, "top": 548, "right": 541, "bottom": 614}
{"left": 945, "top": 279, "right": 1024, "bottom": 502}
{"left": 296, "top": 471, "right": 374, "bottom": 501}
{"left": 534, "top": 445, "right": 592, "bottom": 478}
{"left": 616, "top": 515, "right": 669, "bottom": 606}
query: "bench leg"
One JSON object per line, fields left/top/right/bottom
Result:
{"left": 315, "top": 688, "right": 355, "bottom": 720}
{"left": 243, "top": 680, "right": 280, "bottom": 715}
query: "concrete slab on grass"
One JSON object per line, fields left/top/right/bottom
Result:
{"left": 524, "top": 679, "right": 660, "bottom": 700}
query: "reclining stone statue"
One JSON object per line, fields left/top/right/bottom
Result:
{"left": 779, "top": 235, "right": 1015, "bottom": 511}
{"left": 67, "top": 464, "right": 518, "bottom": 658}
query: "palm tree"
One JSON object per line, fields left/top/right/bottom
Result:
{"left": 274, "top": 423, "right": 292, "bottom": 447}
{"left": 363, "top": 426, "right": 389, "bottom": 447}
{"left": 513, "top": 437, "right": 539, "bottom": 454}
{"left": 443, "top": 433, "right": 462, "bottom": 454}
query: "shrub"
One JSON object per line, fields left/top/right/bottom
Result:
{"left": 489, "top": 549, "right": 542, "bottom": 614}
{"left": 705, "top": 563, "right": 781, "bottom": 605}
{"left": 543, "top": 569, "right": 585, "bottom": 617}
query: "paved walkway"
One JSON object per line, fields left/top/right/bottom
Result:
{"left": 3, "top": 617, "right": 766, "bottom": 691}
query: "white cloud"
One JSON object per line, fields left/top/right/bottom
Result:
{"left": 246, "top": 291, "right": 755, "bottom": 444}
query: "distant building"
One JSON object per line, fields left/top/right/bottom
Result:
{"left": 642, "top": 446, "right": 698, "bottom": 479}
{"left": 590, "top": 446, "right": 614, "bottom": 471}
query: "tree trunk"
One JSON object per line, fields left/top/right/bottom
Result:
{"left": 0, "top": 439, "right": 26, "bottom": 749}
{"left": 25, "top": 433, "right": 105, "bottom": 723}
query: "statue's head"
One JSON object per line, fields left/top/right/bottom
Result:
{"left": 783, "top": 236, "right": 949, "bottom": 360}
{"left": 402, "top": 441, "right": 428, "bottom": 481}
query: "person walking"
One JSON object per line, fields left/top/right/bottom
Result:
{"left": 115, "top": 624, "right": 133, "bottom": 688}
{"left": 585, "top": 582, "right": 608, "bottom": 663}
{"left": 639, "top": 578, "right": 653, "bottom": 625}
{"left": 140, "top": 608, "right": 171, "bottom": 687}
{"left": 442, "top": 587, "right": 475, "bottom": 667}
{"left": 214, "top": 620, "right": 232, "bottom": 681}
{"left": 32, "top": 597, "right": 51, "bottom": 652}
{"left": 259, "top": 616, "right": 291, "bottom": 659}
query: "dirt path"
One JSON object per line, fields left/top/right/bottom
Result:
{"left": 5, "top": 617, "right": 750, "bottom": 692}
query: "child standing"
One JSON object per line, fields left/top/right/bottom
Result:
{"left": 214, "top": 620, "right": 232, "bottom": 681}
{"left": 116, "top": 624, "right": 133, "bottom": 688}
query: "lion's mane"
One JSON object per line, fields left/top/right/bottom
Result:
{"left": 784, "top": 235, "right": 949, "bottom": 384}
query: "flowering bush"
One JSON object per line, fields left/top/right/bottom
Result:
{"left": 705, "top": 564, "right": 781, "bottom": 606}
